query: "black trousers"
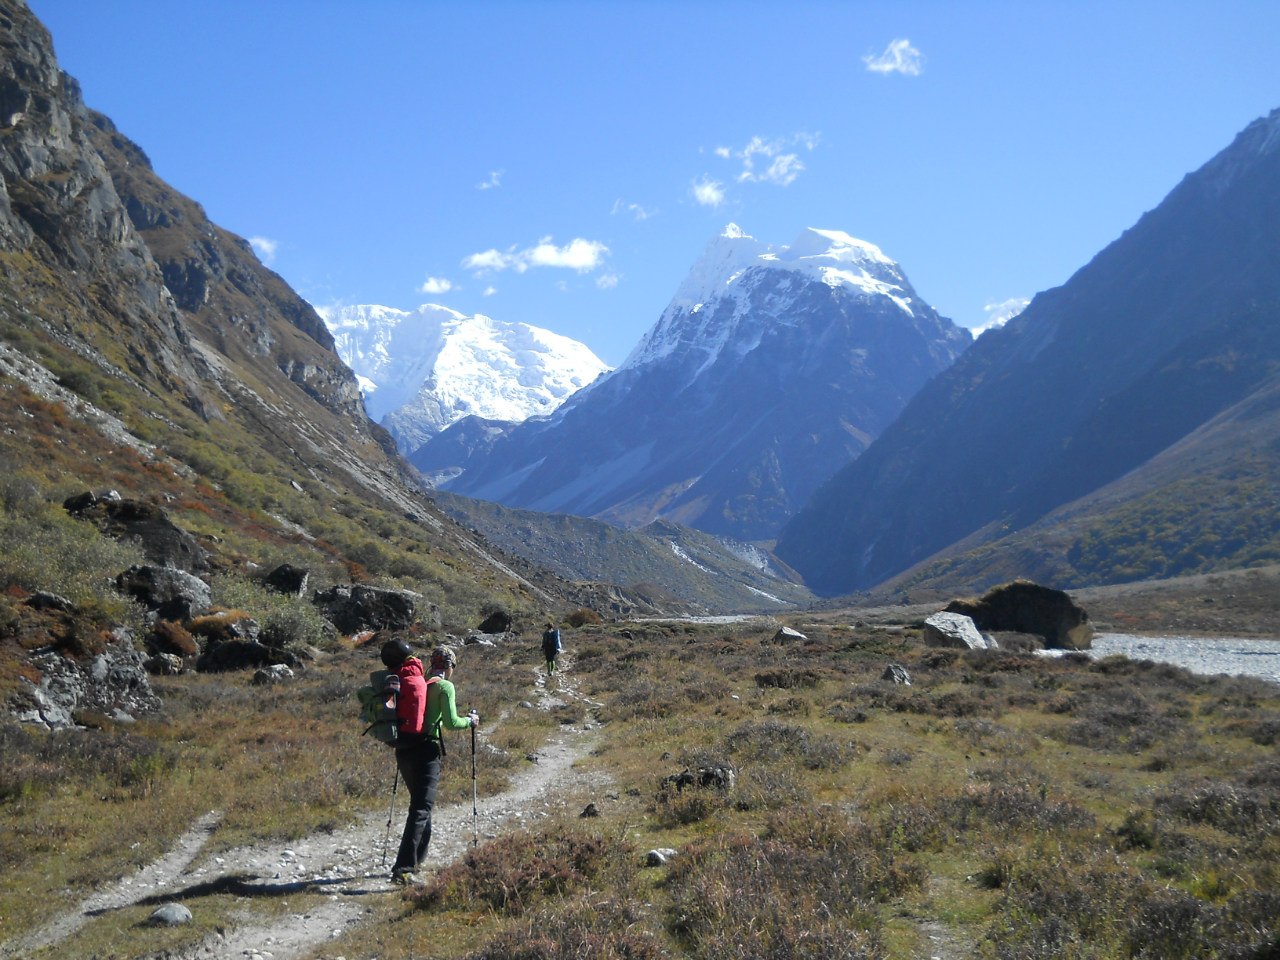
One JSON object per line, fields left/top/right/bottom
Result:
{"left": 392, "top": 736, "right": 441, "bottom": 873}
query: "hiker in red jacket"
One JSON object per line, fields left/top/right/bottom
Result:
{"left": 380, "top": 639, "right": 477, "bottom": 884}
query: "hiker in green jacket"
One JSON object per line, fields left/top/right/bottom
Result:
{"left": 387, "top": 643, "right": 477, "bottom": 884}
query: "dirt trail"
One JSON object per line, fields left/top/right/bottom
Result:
{"left": 2, "top": 662, "right": 604, "bottom": 960}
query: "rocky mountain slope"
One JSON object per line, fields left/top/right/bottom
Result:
{"left": 432, "top": 490, "right": 813, "bottom": 613}
{"left": 321, "top": 302, "right": 609, "bottom": 456}
{"left": 778, "top": 107, "right": 1280, "bottom": 597}
{"left": 419, "top": 224, "right": 971, "bottom": 542}
{"left": 0, "top": 0, "right": 568, "bottom": 658}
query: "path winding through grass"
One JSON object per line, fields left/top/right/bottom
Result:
{"left": 3, "top": 661, "right": 603, "bottom": 960}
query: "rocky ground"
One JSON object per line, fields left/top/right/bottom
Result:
{"left": 0, "top": 663, "right": 608, "bottom": 960}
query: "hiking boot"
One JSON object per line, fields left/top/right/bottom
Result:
{"left": 391, "top": 869, "right": 421, "bottom": 886}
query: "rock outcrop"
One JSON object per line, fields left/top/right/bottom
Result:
{"left": 943, "top": 580, "right": 1093, "bottom": 650}
{"left": 10, "top": 633, "right": 160, "bottom": 729}
{"left": 66, "top": 493, "right": 209, "bottom": 572}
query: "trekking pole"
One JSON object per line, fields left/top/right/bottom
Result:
{"left": 382, "top": 765, "right": 399, "bottom": 869}
{"left": 470, "top": 721, "right": 479, "bottom": 848}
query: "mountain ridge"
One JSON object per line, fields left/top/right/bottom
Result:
{"left": 778, "top": 106, "right": 1280, "bottom": 596}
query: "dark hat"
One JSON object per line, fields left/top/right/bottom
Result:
{"left": 381, "top": 638, "right": 414, "bottom": 668}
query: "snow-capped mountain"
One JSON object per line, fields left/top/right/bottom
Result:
{"left": 622, "top": 224, "right": 926, "bottom": 376}
{"left": 415, "top": 225, "right": 971, "bottom": 541}
{"left": 319, "top": 303, "right": 610, "bottom": 455}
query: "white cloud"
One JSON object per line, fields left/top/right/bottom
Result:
{"left": 420, "top": 276, "right": 454, "bottom": 295}
{"left": 482, "top": 286, "right": 498, "bottom": 297}
{"left": 476, "top": 170, "right": 503, "bottom": 190}
{"left": 463, "top": 249, "right": 510, "bottom": 272}
{"left": 612, "top": 198, "right": 654, "bottom": 221}
{"left": 719, "top": 133, "right": 818, "bottom": 187}
{"left": 863, "top": 38, "right": 923, "bottom": 76}
{"left": 972, "top": 296, "right": 1029, "bottom": 335}
{"left": 463, "top": 237, "right": 609, "bottom": 275}
{"left": 596, "top": 272, "right": 620, "bottom": 290}
{"left": 249, "top": 236, "right": 278, "bottom": 264}
{"left": 692, "top": 176, "right": 726, "bottom": 208}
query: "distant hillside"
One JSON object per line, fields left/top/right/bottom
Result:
{"left": 778, "top": 108, "right": 1280, "bottom": 596}
{"left": 432, "top": 491, "right": 814, "bottom": 614}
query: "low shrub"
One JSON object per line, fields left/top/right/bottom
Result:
{"left": 464, "top": 900, "right": 665, "bottom": 960}
{"left": 665, "top": 808, "right": 924, "bottom": 959}
{"left": 722, "top": 720, "right": 853, "bottom": 771}
{"left": 412, "top": 828, "right": 627, "bottom": 915}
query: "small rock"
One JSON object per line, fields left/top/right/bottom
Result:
{"left": 646, "top": 848, "right": 678, "bottom": 866}
{"left": 252, "top": 664, "right": 295, "bottom": 685}
{"left": 25, "top": 591, "right": 75, "bottom": 612}
{"left": 580, "top": 803, "right": 600, "bottom": 818}
{"left": 769, "top": 626, "right": 807, "bottom": 644}
{"left": 147, "top": 902, "right": 192, "bottom": 926}
{"left": 881, "top": 663, "right": 912, "bottom": 685}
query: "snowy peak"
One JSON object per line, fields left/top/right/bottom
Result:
{"left": 624, "top": 224, "right": 916, "bottom": 370}
{"left": 320, "top": 303, "right": 610, "bottom": 451}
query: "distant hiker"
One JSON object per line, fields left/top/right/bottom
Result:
{"left": 541, "top": 621, "right": 562, "bottom": 677}
{"left": 380, "top": 640, "right": 477, "bottom": 884}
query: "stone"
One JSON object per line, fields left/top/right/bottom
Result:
{"left": 769, "top": 626, "right": 808, "bottom": 644}
{"left": 25, "top": 591, "right": 75, "bottom": 612}
{"left": 145, "top": 653, "right": 185, "bottom": 676}
{"left": 945, "top": 579, "right": 1094, "bottom": 650}
{"left": 646, "top": 848, "right": 679, "bottom": 866}
{"left": 147, "top": 903, "right": 192, "bottom": 926}
{"left": 312, "top": 584, "right": 421, "bottom": 634}
{"left": 477, "top": 610, "right": 512, "bottom": 634}
{"left": 923, "top": 612, "right": 990, "bottom": 650}
{"left": 662, "top": 765, "right": 737, "bottom": 793}
{"left": 197, "top": 640, "right": 300, "bottom": 674}
{"left": 264, "top": 563, "right": 310, "bottom": 596}
{"left": 115, "top": 565, "right": 212, "bottom": 621}
{"left": 579, "top": 803, "right": 600, "bottom": 818}
{"left": 252, "top": 664, "right": 295, "bottom": 685}
{"left": 881, "top": 663, "right": 912, "bottom": 685}
{"left": 10, "top": 640, "right": 160, "bottom": 730}
{"left": 66, "top": 495, "right": 209, "bottom": 572}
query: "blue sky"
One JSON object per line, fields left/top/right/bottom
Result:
{"left": 29, "top": 0, "right": 1280, "bottom": 366}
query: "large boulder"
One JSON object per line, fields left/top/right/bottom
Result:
{"left": 944, "top": 579, "right": 1093, "bottom": 650}
{"left": 477, "top": 609, "right": 512, "bottom": 634}
{"left": 9, "top": 632, "right": 160, "bottom": 729}
{"left": 264, "top": 563, "right": 309, "bottom": 596}
{"left": 65, "top": 493, "right": 210, "bottom": 572}
{"left": 115, "top": 565, "right": 212, "bottom": 621}
{"left": 196, "top": 639, "right": 302, "bottom": 673}
{"left": 311, "top": 584, "right": 422, "bottom": 634}
{"left": 923, "top": 612, "right": 990, "bottom": 650}
{"left": 921, "top": 616, "right": 988, "bottom": 655}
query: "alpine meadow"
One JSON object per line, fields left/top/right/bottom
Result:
{"left": 2, "top": 3, "right": 1279, "bottom": 960}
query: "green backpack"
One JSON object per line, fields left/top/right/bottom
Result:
{"left": 357, "top": 669, "right": 399, "bottom": 745}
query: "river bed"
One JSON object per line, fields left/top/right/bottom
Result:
{"left": 1069, "top": 633, "right": 1280, "bottom": 685}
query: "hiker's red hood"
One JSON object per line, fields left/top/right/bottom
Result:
{"left": 397, "top": 656, "right": 424, "bottom": 679}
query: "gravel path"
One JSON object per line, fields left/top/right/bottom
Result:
{"left": 2, "top": 665, "right": 604, "bottom": 960}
